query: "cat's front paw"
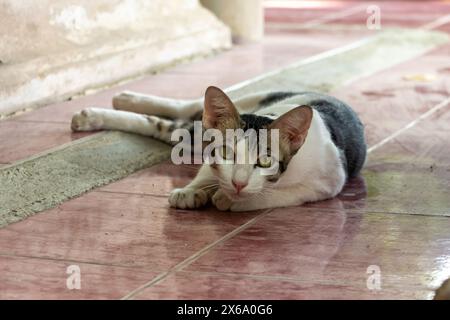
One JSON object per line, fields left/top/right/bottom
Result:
{"left": 169, "top": 188, "right": 208, "bottom": 209}
{"left": 212, "top": 190, "right": 232, "bottom": 211}
{"left": 71, "top": 108, "right": 104, "bottom": 131}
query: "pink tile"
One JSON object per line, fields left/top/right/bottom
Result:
{"left": 0, "top": 191, "right": 260, "bottom": 269}
{"left": 0, "top": 121, "right": 90, "bottom": 163}
{"left": 266, "top": 2, "right": 450, "bottom": 29}
{"left": 265, "top": 5, "right": 357, "bottom": 24}
{"left": 99, "top": 162, "right": 199, "bottom": 196}
{"left": 133, "top": 271, "right": 433, "bottom": 300}
{"left": 332, "top": 43, "right": 450, "bottom": 147}
{"left": 0, "top": 255, "right": 158, "bottom": 299}
{"left": 185, "top": 207, "right": 450, "bottom": 293}
{"left": 170, "top": 28, "right": 370, "bottom": 77}
{"left": 309, "top": 102, "right": 450, "bottom": 216}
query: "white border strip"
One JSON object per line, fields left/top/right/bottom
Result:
{"left": 421, "top": 14, "right": 450, "bottom": 30}
{"left": 226, "top": 34, "right": 376, "bottom": 93}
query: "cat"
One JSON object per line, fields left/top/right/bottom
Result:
{"left": 71, "top": 86, "right": 366, "bottom": 211}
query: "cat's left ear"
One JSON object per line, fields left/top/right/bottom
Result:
{"left": 268, "top": 105, "right": 313, "bottom": 154}
{"left": 203, "top": 86, "right": 241, "bottom": 131}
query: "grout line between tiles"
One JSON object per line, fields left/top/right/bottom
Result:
{"left": 365, "top": 210, "right": 450, "bottom": 218}
{"left": 367, "top": 97, "right": 450, "bottom": 154}
{"left": 175, "top": 270, "right": 438, "bottom": 291}
{"left": 225, "top": 35, "right": 375, "bottom": 93}
{"left": 9, "top": 119, "right": 70, "bottom": 125}
{"left": 0, "top": 252, "right": 162, "bottom": 270}
{"left": 265, "top": 2, "right": 367, "bottom": 29}
{"left": 94, "top": 189, "right": 169, "bottom": 199}
{"left": 421, "top": 13, "right": 450, "bottom": 30}
{"left": 121, "top": 209, "right": 273, "bottom": 300}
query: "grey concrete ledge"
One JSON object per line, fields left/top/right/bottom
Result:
{"left": 0, "top": 2, "right": 231, "bottom": 116}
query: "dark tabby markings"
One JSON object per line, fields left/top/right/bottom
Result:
{"left": 258, "top": 92, "right": 299, "bottom": 107}
{"left": 191, "top": 110, "right": 203, "bottom": 121}
{"left": 145, "top": 115, "right": 156, "bottom": 123}
{"left": 168, "top": 123, "right": 176, "bottom": 131}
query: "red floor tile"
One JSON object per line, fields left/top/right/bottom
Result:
{"left": 266, "top": 1, "right": 450, "bottom": 29}
{"left": 99, "top": 162, "right": 199, "bottom": 196}
{"left": 133, "top": 271, "right": 433, "bottom": 300}
{"left": 0, "top": 255, "right": 159, "bottom": 299}
{"left": 310, "top": 102, "right": 450, "bottom": 216}
{"left": 0, "top": 192, "right": 260, "bottom": 269}
{"left": 322, "top": 105, "right": 450, "bottom": 216}
{"left": 184, "top": 207, "right": 450, "bottom": 298}
{"left": 265, "top": 4, "right": 362, "bottom": 25}
{"left": 332, "top": 43, "right": 450, "bottom": 147}
{"left": 0, "top": 121, "right": 90, "bottom": 163}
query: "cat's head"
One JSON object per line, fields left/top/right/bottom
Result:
{"left": 202, "top": 86, "right": 313, "bottom": 200}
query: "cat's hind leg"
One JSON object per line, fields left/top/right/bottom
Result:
{"left": 113, "top": 91, "right": 202, "bottom": 120}
{"left": 71, "top": 107, "right": 192, "bottom": 144}
{"left": 112, "top": 89, "right": 301, "bottom": 120}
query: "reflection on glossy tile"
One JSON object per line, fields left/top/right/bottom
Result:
{"left": 0, "top": 192, "right": 260, "bottom": 269}
{"left": 310, "top": 103, "right": 450, "bottom": 216}
{"left": 186, "top": 207, "right": 450, "bottom": 294}
{"left": 0, "top": 121, "right": 90, "bottom": 163}
{"left": 99, "top": 162, "right": 199, "bottom": 196}
{"left": 133, "top": 271, "right": 432, "bottom": 300}
{"left": 0, "top": 255, "right": 158, "bottom": 299}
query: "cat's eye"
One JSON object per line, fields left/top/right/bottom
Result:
{"left": 257, "top": 155, "right": 272, "bottom": 168}
{"left": 219, "top": 144, "right": 234, "bottom": 160}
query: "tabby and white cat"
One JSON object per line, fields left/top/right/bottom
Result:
{"left": 71, "top": 86, "right": 366, "bottom": 211}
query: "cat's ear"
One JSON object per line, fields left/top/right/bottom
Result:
{"left": 268, "top": 105, "right": 313, "bottom": 154}
{"left": 203, "top": 86, "right": 240, "bottom": 131}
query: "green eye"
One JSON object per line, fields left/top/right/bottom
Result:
{"left": 258, "top": 155, "right": 272, "bottom": 168}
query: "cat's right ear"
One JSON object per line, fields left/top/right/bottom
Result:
{"left": 203, "top": 86, "right": 240, "bottom": 131}
{"left": 268, "top": 105, "right": 313, "bottom": 155}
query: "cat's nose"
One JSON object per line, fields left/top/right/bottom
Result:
{"left": 232, "top": 180, "right": 247, "bottom": 194}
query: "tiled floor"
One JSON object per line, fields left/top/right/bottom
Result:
{"left": 1, "top": 1, "right": 450, "bottom": 299}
